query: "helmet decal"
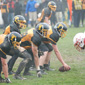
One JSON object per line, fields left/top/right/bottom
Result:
{"left": 36, "top": 23, "right": 49, "bottom": 37}
{"left": 39, "top": 24, "right": 48, "bottom": 37}
{"left": 10, "top": 34, "right": 16, "bottom": 42}
{"left": 48, "top": 1, "right": 56, "bottom": 11}
{"left": 8, "top": 32, "right": 21, "bottom": 49}
{"left": 15, "top": 16, "right": 19, "bottom": 23}
{"left": 38, "top": 24, "right": 43, "bottom": 31}
{"left": 57, "top": 24, "right": 63, "bottom": 29}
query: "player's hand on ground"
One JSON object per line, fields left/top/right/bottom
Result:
{"left": 63, "top": 63, "right": 71, "bottom": 71}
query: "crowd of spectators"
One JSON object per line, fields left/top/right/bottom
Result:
{"left": 0, "top": 0, "right": 22, "bottom": 29}
{"left": 0, "top": 0, "right": 85, "bottom": 29}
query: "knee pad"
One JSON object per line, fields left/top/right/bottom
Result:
{"left": 8, "top": 46, "right": 20, "bottom": 56}
{"left": 38, "top": 50, "right": 44, "bottom": 57}
{"left": 21, "top": 57, "right": 30, "bottom": 65}
{"left": 49, "top": 46, "right": 53, "bottom": 52}
{"left": 23, "top": 58, "right": 29, "bottom": 64}
{"left": 19, "top": 50, "right": 32, "bottom": 60}
{"left": 45, "top": 44, "right": 53, "bottom": 52}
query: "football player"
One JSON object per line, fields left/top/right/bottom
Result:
{"left": 37, "top": 1, "right": 57, "bottom": 71}
{"left": 13, "top": 38, "right": 34, "bottom": 79}
{"left": 3, "top": 15, "right": 26, "bottom": 34}
{"left": 3, "top": 15, "right": 38, "bottom": 80}
{"left": 0, "top": 32, "right": 21, "bottom": 83}
{"left": 3, "top": 15, "right": 28, "bottom": 75}
{"left": 4, "top": 15, "right": 30, "bottom": 80}
{"left": 37, "top": 1, "right": 57, "bottom": 25}
{"left": 73, "top": 32, "right": 85, "bottom": 51}
{"left": 13, "top": 23, "right": 50, "bottom": 78}
{"left": 36, "top": 22, "right": 71, "bottom": 73}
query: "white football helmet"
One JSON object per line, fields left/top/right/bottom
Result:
{"left": 73, "top": 33, "right": 85, "bottom": 51}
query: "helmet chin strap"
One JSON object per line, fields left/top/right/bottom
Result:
{"left": 8, "top": 35, "right": 11, "bottom": 43}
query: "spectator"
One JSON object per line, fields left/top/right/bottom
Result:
{"left": 22, "top": 1, "right": 28, "bottom": 25}
{"left": 36, "top": 0, "right": 42, "bottom": 4}
{"left": 22, "top": 1, "right": 27, "bottom": 17}
{"left": 14, "top": 0, "right": 22, "bottom": 16}
{"left": 72, "top": 0, "right": 82, "bottom": 27}
{"left": 80, "top": 0, "right": 85, "bottom": 27}
{"left": 37, "top": 0, "right": 48, "bottom": 14}
{"left": 25, "top": 0, "right": 39, "bottom": 27}
{"left": 0, "top": 0, "right": 4, "bottom": 28}
{"left": 50, "top": 11, "right": 57, "bottom": 26}
{"left": 8, "top": 0, "right": 15, "bottom": 24}
{"left": 55, "top": 0, "right": 63, "bottom": 22}
{"left": 1, "top": 1, "right": 9, "bottom": 29}
{"left": 0, "top": 0, "right": 3, "bottom": 5}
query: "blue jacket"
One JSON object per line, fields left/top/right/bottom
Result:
{"left": 25, "top": 0, "right": 37, "bottom": 13}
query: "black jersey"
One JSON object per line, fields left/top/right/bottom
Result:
{"left": 3, "top": 23, "right": 21, "bottom": 34}
{"left": 42, "top": 27, "right": 60, "bottom": 45}
{"left": 0, "top": 34, "right": 12, "bottom": 59}
{"left": 21, "top": 28, "right": 41, "bottom": 48}
{"left": 37, "top": 7, "right": 52, "bottom": 22}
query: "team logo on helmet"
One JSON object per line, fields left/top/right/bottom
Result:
{"left": 36, "top": 23, "right": 50, "bottom": 37}
{"left": 10, "top": 34, "right": 16, "bottom": 42}
{"left": 8, "top": 32, "right": 21, "bottom": 48}
{"left": 48, "top": 1, "right": 57, "bottom": 11}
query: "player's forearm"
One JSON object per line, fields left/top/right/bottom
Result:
{"left": 32, "top": 45, "right": 40, "bottom": 70}
{"left": 1, "top": 58, "right": 8, "bottom": 78}
{"left": 34, "top": 54, "right": 40, "bottom": 70}
{"left": 52, "top": 44, "right": 65, "bottom": 65}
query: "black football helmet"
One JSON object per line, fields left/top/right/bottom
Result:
{"left": 48, "top": 1, "right": 57, "bottom": 11}
{"left": 8, "top": 32, "right": 21, "bottom": 48}
{"left": 13, "top": 15, "right": 26, "bottom": 29}
{"left": 35, "top": 23, "right": 50, "bottom": 37}
{"left": 54, "top": 22, "right": 67, "bottom": 38}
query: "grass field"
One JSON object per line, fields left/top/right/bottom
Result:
{"left": 0, "top": 26, "right": 85, "bottom": 85}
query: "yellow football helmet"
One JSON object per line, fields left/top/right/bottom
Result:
{"left": 54, "top": 22, "right": 67, "bottom": 38}
{"left": 13, "top": 15, "right": 26, "bottom": 29}
{"left": 35, "top": 23, "right": 50, "bottom": 37}
{"left": 48, "top": 1, "right": 57, "bottom": 11}
{"left": 8, "top": 32, "right": 21, "bottom": 48}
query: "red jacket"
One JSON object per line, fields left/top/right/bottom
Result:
{"left": 8, "top": 1, "right": 15, "bottom": 10}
